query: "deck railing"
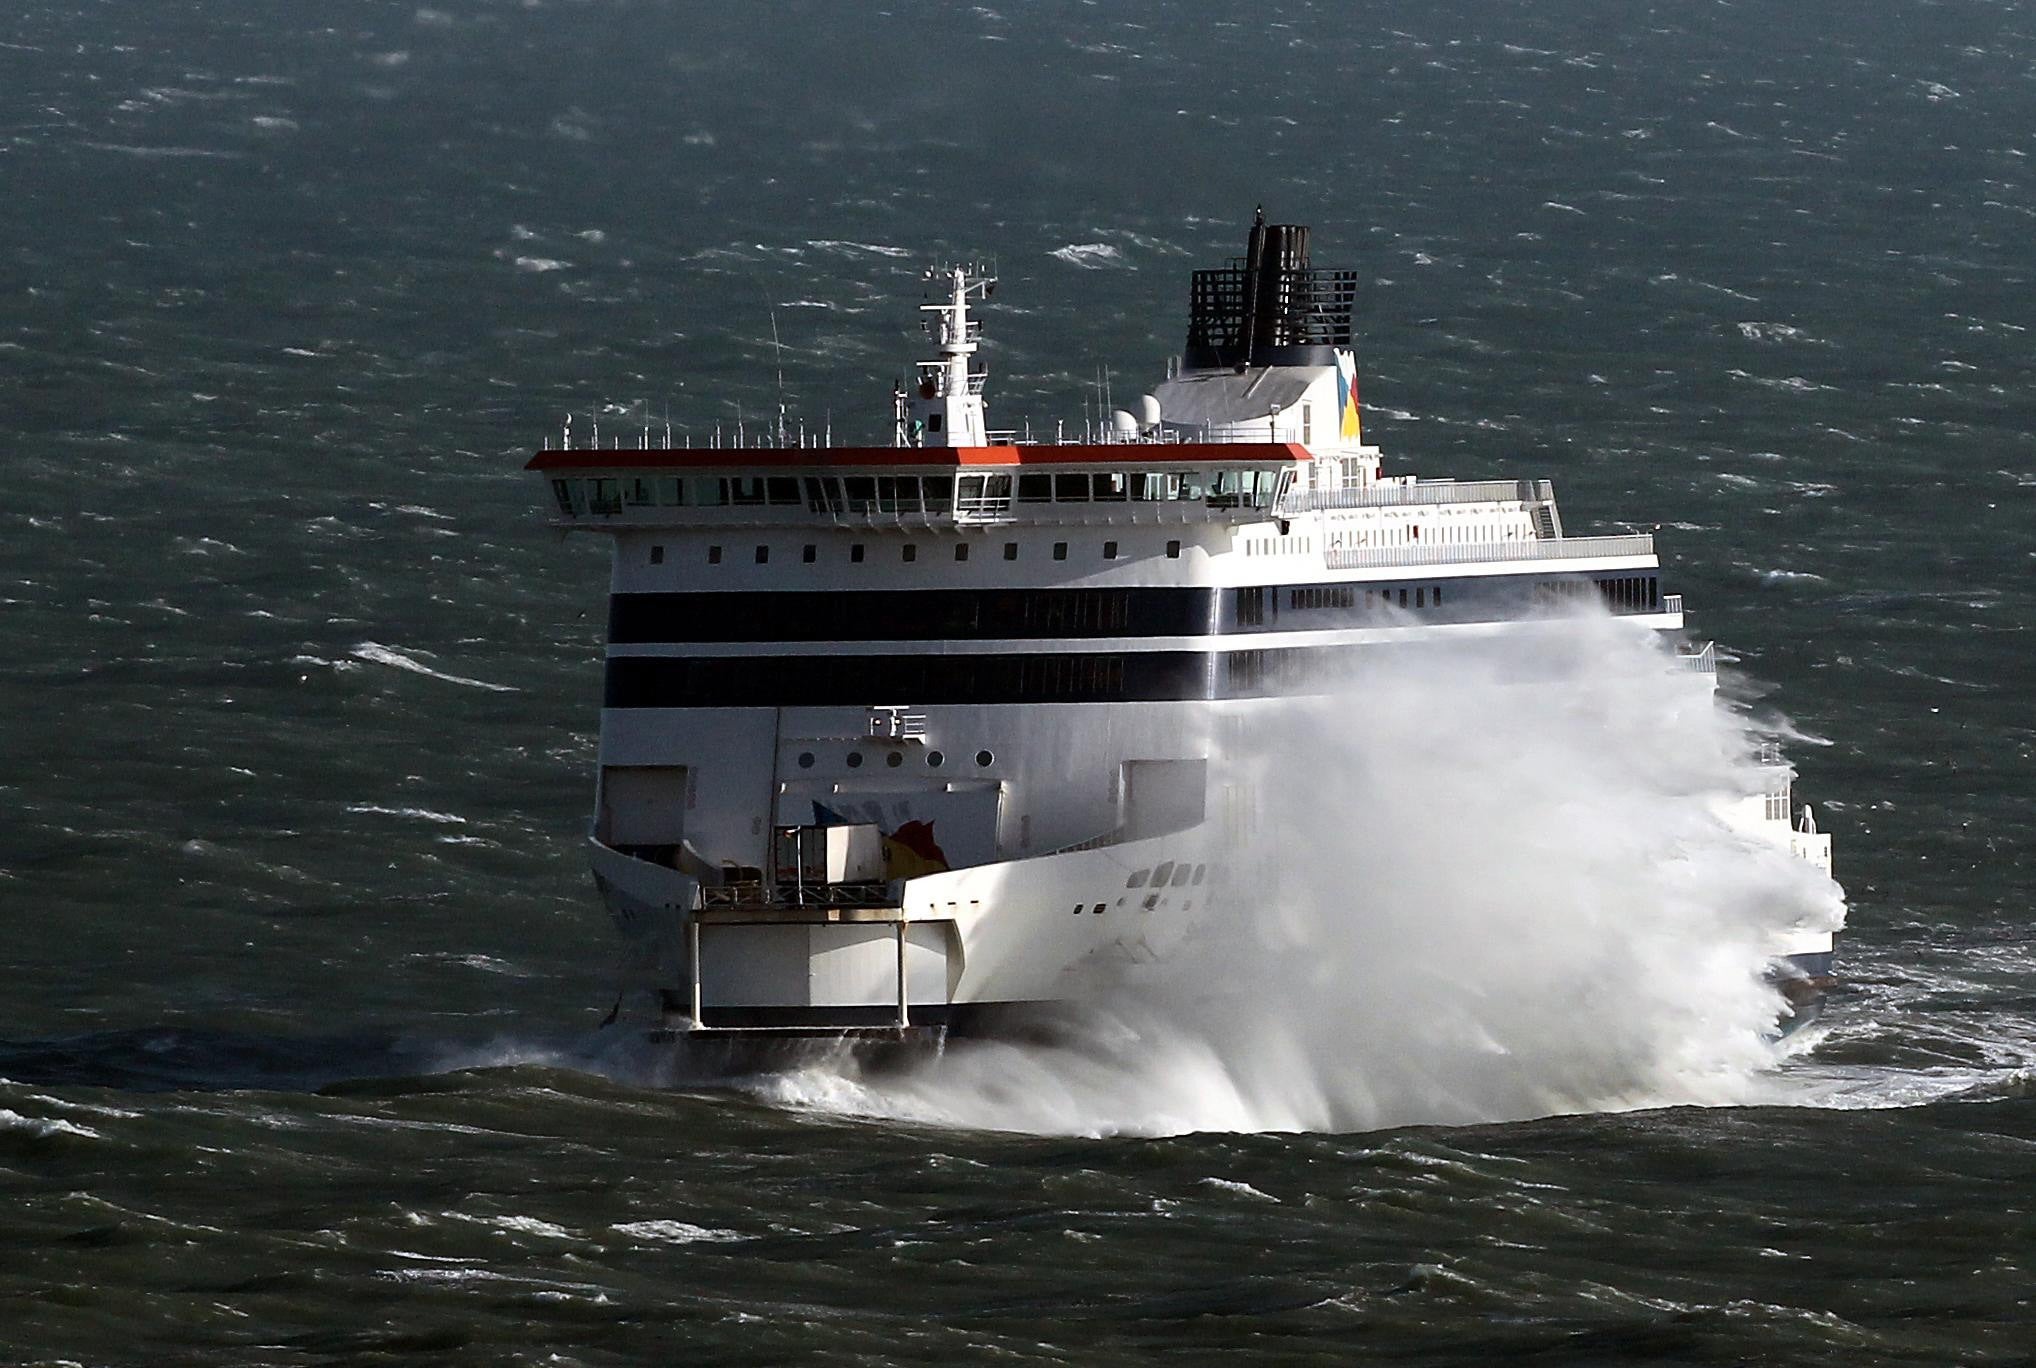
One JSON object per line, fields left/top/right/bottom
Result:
{"left": 1279, "top": 478, "right": 1555, "bottom": 515}
{"left": 1323, "top": 533, "right": 1655, "bottom": 571}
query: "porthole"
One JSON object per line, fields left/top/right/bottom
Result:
{"left": 847, "top": 752, "right": 865, "bottom": 769}
{"left": 886, "top": 751, "right": 903, "bottom": 768}
{"left": 926, "top": 750, "right": 944, "bottom": 768}
{"left": 797, "top": 752, "right": 815, "bottom": 769}
{"left": 975, "top": 750, "right": 993, "bottom": 767}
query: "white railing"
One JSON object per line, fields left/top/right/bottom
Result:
{"left": 1677, "top": 641, "right": 1717, "bottom": 674}
{"left": 1280, "top": 478, "right": 1554, "bottom": 514}
{"left": 1322, "top": 533, "right": 1655, "bottom": 571}
{"left": 1662, "top": 593, "right": 1684, "bottom": 616}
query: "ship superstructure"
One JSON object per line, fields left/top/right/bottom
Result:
{"left": 527, "top": 213, "right": 1837, "bottom": 1039}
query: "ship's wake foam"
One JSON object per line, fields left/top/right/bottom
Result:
{"left": 758, "top": 612, "right": 1848, "bottom": 1137}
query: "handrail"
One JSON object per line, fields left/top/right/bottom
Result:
{"left": 1323, "top": 533, "right": 1655, "bottom": 570}
{"left": 1280, "top": 478, "right": 1554, "bottom": 515}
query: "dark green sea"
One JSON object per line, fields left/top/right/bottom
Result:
{"left": 3, "top": 1, "right": 2032, "bottom": 1362}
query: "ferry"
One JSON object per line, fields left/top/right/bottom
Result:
{"left": 527, "top": 212, "right": 1837, "bottom": 1043}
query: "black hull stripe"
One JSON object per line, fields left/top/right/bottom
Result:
{"left": 608, "top": 574, "right": 1660, "bottom": 643}
{"left": 603, "top": 637, "right": 1622, "bottom": 707}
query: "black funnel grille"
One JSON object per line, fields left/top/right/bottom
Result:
{"left": 1185, "top": 215, "right": 1356, "bottom": 369}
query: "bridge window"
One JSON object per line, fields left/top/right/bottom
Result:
{"left": 1094, "top": 473, "right": 1128, "bottom": 502}
{"left": 1055, "top": 472, "right": 1090, "bottom": 501}
{"left": 1018, "top": 473, "right": 1052, "bottom": 503}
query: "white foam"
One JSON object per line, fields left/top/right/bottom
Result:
{"left": 1049, "top": 242, "right": 1129, "bottom": 269}
{"left": 759, "top": 614, "right": 1845, "bottom": 1137}
{"left": 0, "top": 1108, "right": 101, "bottom": 1139}
{"left": 611, "top": 1220, "right": 743, "bottom": 1244}
{"left": 350, "top": 642, "right": 516, "bottom": 692}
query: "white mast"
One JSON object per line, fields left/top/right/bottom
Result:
{"left": 900, "top": 265, "right": 994, "bottom": 447}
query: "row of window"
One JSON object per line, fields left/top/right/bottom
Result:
{"left": 551, "top": 468, "right": 1286, "bottom": 518}
{"left": 606, "top": 574, "right": 1665, "bottom": 644}
{"left": 606, "top": 638, "right": 1585, "bottom": 708}
{"left": 792, "top": 747, "right": 996, "bottom": 770}
{"left": 673, "top": 539, "right": 1185, "bottom": 567}
{"left": 610, "top": 588, "right": 1204, "bottom": 643}
{"left": 1286, "top": 583, "right": 1445, "bottom": 611}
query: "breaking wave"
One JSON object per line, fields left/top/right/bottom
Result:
{"left": 756, "top": 613, "right": 1847, "bottom": 1137}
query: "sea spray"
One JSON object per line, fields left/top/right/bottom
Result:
{"left": 761, "top": 611, "right": 1846, "bottom": 1137}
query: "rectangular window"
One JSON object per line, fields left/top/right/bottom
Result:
{"left": 850, "top": 544, "right": 866, "bottom": 564}
{"left": 754, "top": 545, "right": 769, "bottom": 564}
{"left": 922, "top": 476, "right": 953, "bottom": 513}
{"left": 1017, "top": 473, "right": 1053, "bottom": 503}
{"left": 902, "top": 544, "right": 917, "bottom": 563}
{"left": 1093, "top": 473, "right": 1128, "bottom": 502}
{"left": 1052, "top": 542, "right": 1068, "bottom": 561}
{"left": 1003, "top": 542, "right": 1019, "bottom": 561}
{"left": 1103, "top": 541, "right": 1119, "bottom": 560}
{"left": 954, "top": 543, "right": 969, "bottom": 562}
{"left": 707, "top": 545, "right": 722, "bottom": 565}
{"left": 1415, "top": 587, "right": 1425, "bottom": 608}
{"left": 656, "top": 477, "right": 685, "bottom": 506}
{"left": 928, "top": 412, "right": 944, "bottom": 433}
{"left": 802, "top": 544, "right": 816, "bottom": 564}
{"left": 551, "top": 480, "right": 576, "bottom": 516}
{"left": 1166, "top": 540, "right": 1181, "bottom": 559}
{"left": 624, "top": 478, "right": 655, "bottom": 507}
{"left": 649, "top": 545, "right": 664, "bottom": 565}
{"left": 1055, "top": 472, "right": 1090, "bottom": 501}
{"left": 766, "top": 477, "right": 800, "bottom": 506}
{"left": 843, "top": 477, "right": 877, "bottom": 514}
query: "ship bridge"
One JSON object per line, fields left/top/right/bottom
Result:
{"left": 528, "top": 443, "right": 1307, "bottom": 529}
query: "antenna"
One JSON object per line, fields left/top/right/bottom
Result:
{"left": 769, "top": 303, "right": 787, "bottom": 446}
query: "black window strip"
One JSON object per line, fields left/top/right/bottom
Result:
{"left": 606, "top": 574, "right": 1662, "bottom": 644}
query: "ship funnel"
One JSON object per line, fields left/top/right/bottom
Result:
{"left": 1184, "top": 211, "right": 1357, "bottom": 371}
{"left": 1135, "top": 393, "right": 1163, "bottom": 432}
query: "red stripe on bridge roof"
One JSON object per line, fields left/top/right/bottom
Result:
{"left": 524, "top": 443, "right": 1312, "bottom": 472}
